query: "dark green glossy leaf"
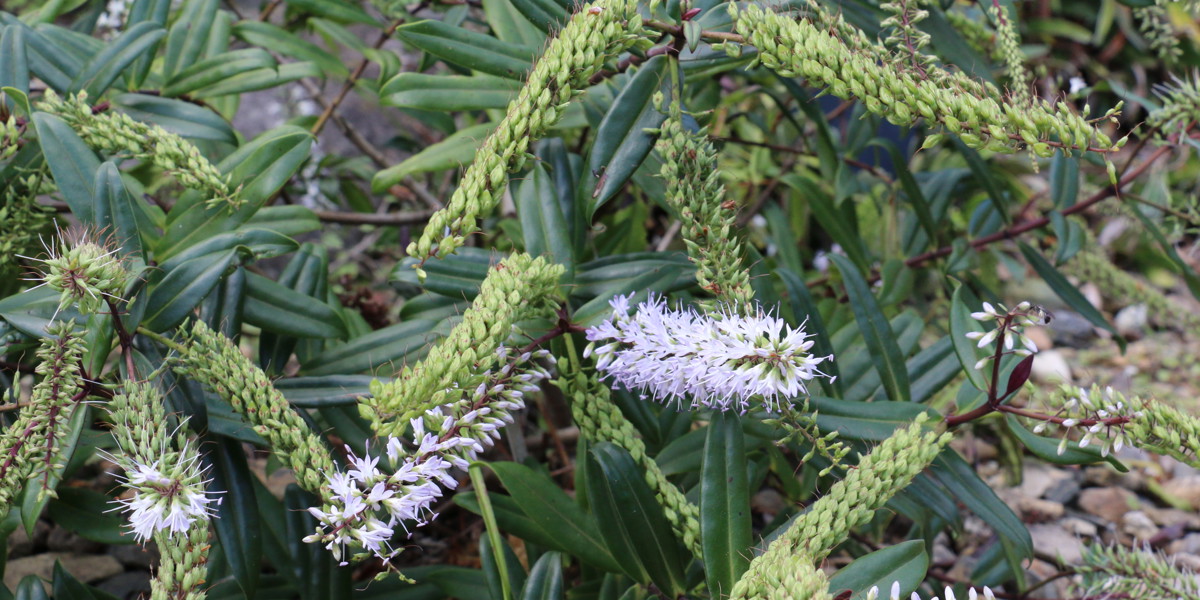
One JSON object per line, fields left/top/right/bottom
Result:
{"left": 572, "top": 265, "right": 684, "bottom": 327}
{"left": 381, "top": 73, "right": 519, "bottom": 111}
{"left": 15, "top": 576, "right": 49, "bottom": 600}
{"left": 0, "top": 26, "right": 30, "bottom": 98}
{"left": 142, "top": 249, "right": 235, "bottom": 331}
{"left": 47, "top": 488, "right": 133, "bottom": 546}
{"left": 53, "top": 561, "right": 120, "bottom": 600}
{"left": 520, "top": 552, "right": 564, "bottom": 600}
{"left": 275, "top": 375, "right": 374, "bottom": 407}
{"left": 931, "top": 451, "right": 1032, "bottom": 577}
{"left": 829, "top": 254, "right": 911, "bottom": 402}
{"left": 233, "top": 21, "right": 348, "bottom": 78}
{"left": 162, "top": 48, "right": 276, "bottom": 97}
{"left": 783, "top": 175, "right": 871, "bottom": 273}
{"left": 286, "top": 0, "right": 378, "bottom": 25}
{"left": 586, "top": 443, "right": 687, "bottom": 595}
{"left": 950, "top": 284, "right": 989, "bottom": 393}
{"left": 69, "top": 22, "right": 165, "bottom": 97}
{"left": 827, "top": 540, "right": 928, "bottom": 600}
{"left": 243, "top": 272, "right": 345, "bottom": 339}
{"left": 485, "top": 461, "right": 623, "bottom": 574}
{"left": 196, "top": 62, "right": 322, "bottom": 98}
{"left": 92, "top": 161, "right": 144, "bottom": 260}
{"left": 301, "top": 319, "right": 439, "bottom": 375}
{"left": 162, "top": 0, "right": 219, "bottom": 78}
{"left": 508, "top": 0, "right": 569, "bottom": 31}
{"left": 32, "top": 112, "right": 100, "bottom": 222}
{"left": 112, "top": 93, "right": 236, "bottom": 144}
{"left": 483, "top": 0, "right": 544, "bottom": 47}
{"left": 203, "top": 434, "right": 262, "bottom": 598}
{"left": 396, "top": 20, "right": 534, "bottom": 79}
{"left": 517, "top": 162, "right": 575, "bottom": 267}
{"left": 700, "top": 412, "right": 751, "bottom": 597}
{"left": 809, "top": 397, "right": 937, "bottom": 441}
{"left": 587, "top": 56, "right": 670, "bottom": 215}
{"left": 372, "top": 123, "right": 496, "bottom": 192}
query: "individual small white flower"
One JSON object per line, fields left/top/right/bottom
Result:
{"left": 584, "top": 294, "right": 834, "bottom": 413}
{"left": 868, "top": 582, "right": 996, "bottom": 600}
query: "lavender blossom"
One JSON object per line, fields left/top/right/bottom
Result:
{"left": 584, "top": 294, "right": 834, "bottom": 413}
{"left": 113, "top": 448, "right": 219, "bottom": 544}
{"left": 305, "top": 348, "right": 552, "bottom": 564}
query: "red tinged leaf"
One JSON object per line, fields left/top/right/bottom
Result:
{"left": 1004, "top": 354, "right": 1036, "bottom": 400}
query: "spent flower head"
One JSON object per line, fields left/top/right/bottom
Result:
{"left": 584, "top": 294, "right": 834, "bottom": 413}
{"left": 867, "top": 582, "right": 996, "bottom": 600}
{"left": 22, "top": 228, "right": 130, "bottom": 315}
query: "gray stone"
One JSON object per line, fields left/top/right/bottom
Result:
{"left": 4, "top": 553, "right": 123, "bottom": 591}
{"left": 107, "top": 543, "right": 159, "bottom": 570}
{"left": 95, "top": 571, "right": 153, "bottom": 600}
{"left": 1049, "top": 310, "right": 1097, "bottom": 348}
{"left": 1043, "top": 477, "right": 1081, "bottom": 504}
{"left": 7, "top": 520, "right": 50, "bottom": 559}
{"left": 47, "top": 527, "right": 104, "bottom": 554}
{"left": 1029, "top": 523, "right": 1084, "bottom": 564}
{"left": 1078, "top": 487, "right": 1139, "bottom": 523}
{"left": 1114, "top": 304, "right": 1150, "bottom": 339}
{"left": 1030, "top": 349, "right": 1073, "bottom": 384}
{"left": 1161, "top": 475, "right": 1200, "bottom": 510}
{"left": 1060, "top": 517, "right": 1098, "bottom": 537}
{"left": 1121, "top": 510, "right": 1159, "bottom": 542}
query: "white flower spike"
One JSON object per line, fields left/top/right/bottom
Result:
{"left": 585, "top": 294, "right": 834, "bottom": 413}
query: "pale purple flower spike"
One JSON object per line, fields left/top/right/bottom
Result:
{"left": 584, "top": 294, "right": 835, "bottom": 413}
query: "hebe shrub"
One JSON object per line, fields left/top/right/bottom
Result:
{"left": 2, "top": 0, "right": 1200, "bottom": 598}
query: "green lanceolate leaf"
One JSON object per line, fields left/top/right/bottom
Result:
{"left": 827, "top": 540, "right": 928, "bottom": 600}
{"left": 587, "top": 55, "right": 671, "bottom": 216}
{"left": 203, "top": 434, "right": 263, "bottom": 599}
{"left": 69, "top": 22, "right": 166, "bottom": 97}
{"left": 829, "top": 254, "right": 911, "bottom": 403}
{"left": 517, "top": 162, "right": 575, "bottom": 268}
{"left": 382, "top": 73, "right": 519, "bottom": 111}
{"left": 32, "top": 112, "right": 101, "bottom": 222}
{"left": 1005, "top": 415, "right": 1127, "bottom": 472}
{"left": 586, "top": 443, "right": 687, "bottom": 595}
{"left": 396, "top": 20, "right": 534, "bottom": 79}
{"left": 520, "top": 552, "right": 565, "bottom": 600}
{"left": 141, "top": 249, "right": 235, "bottom": 331}
{"left": 700, "top": 411, "right": 751, "bottom": 597}
{"left": 92, "top": 161, "right": 145, "bottom": 260}
{"left": 243, "top": 272, "right": 346, "bottom": 339}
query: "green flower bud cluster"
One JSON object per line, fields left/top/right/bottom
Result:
{"left": 556, "top": 356, "right": 703, "bottom": 558}
{"left": 944, "top": 10, "right": 999, "bottom": 61}
{"left": 364, "top": 253, "right": 564, "bottom": 436}
{"left": 152, "top": 524, "right": 211, "bottom": 600}
{"left": 0, "top": 322, "right": 84, "bottom": 515}
{"left": 754, "top": 557, "right": 833, "bottom": 600}
{"left": 175, "top": 320, "right": 335, "bottom": 493}
{"left": 108, "top": 383, "right": 212, "bottom": 600}
{"left": 656, "top": 108, "right": 754, "bottom": 312}
{"left": 728, "top": 416, "right": 949, "bottom": 600}
{"left": 0, "top": 179, "right": 53, "bottom": 281}
{"left": 727, "top": 4, "right": 1122, "bottom": 159}
{"left": 1072, "top": 542, "right": 1200, "bottom": 599}
{"left": 769, "top": 402, "right": 850, "bottom": 476}
{"left": 38, "top": 232, "right": 129, "bottom": 314}
{"left": 37, "top": 91, "right": 237, "bottom": 206}
{"left": 1147, "top": 71, "right": 1200, "bottom": 143}
{"left": 1063, "top": 249, "right": 1200, "bottom": 338}
{"left": 1135, "top": 6, "right": 1182, "bottom": 63}
{"left": 406, "top": 0, "right": 645, "bottom": 264}
{"left": 990, "top": 1, "right": 1031, "bottom": 106}
{"left": 0, "top": 114, "right": 20, "bottom": 161}
{"left": 1120, "top": 390, "right": 1200, "bottom": 468}
{"left": 880, "top": 0, "right": 933, "bottom": 76}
